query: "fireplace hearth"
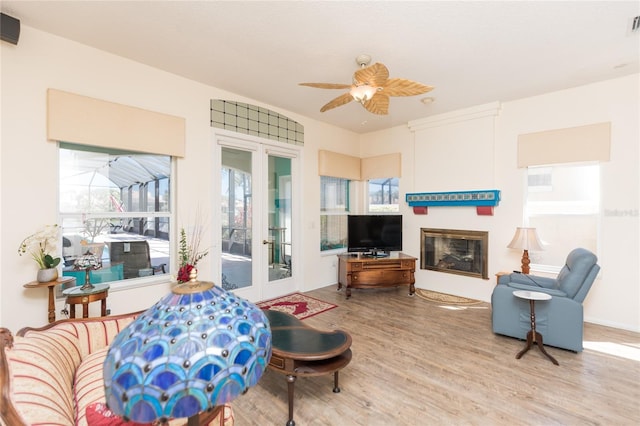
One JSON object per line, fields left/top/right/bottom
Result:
{"left": 420, "top": 228, "right": 488, "bottom": 279}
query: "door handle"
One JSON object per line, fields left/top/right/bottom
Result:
{"left": 262, "top": 240, "right": 272, "bottom": 245}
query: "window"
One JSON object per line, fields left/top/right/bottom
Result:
{"left": 59, "top": 144, "right": 172, "bottom": 284}
{"left": 525, "top": 163, "right": 599, "bottom": 269}
{"left": 368, "top": 177, "right": 399, "bottom": 213}
{"left": 221, "top": 163, "right": 252, "bottom": 258}
{"left": 320, "top": 176, "right": 350, "bottom": 252}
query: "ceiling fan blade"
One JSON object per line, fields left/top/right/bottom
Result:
{"left": 299, "top": 82, "right": 352, "bottom": 90}
{"left": 354, "top": 63, "right": 389, "bottom": 87}
{"left": 382, "top": 78, "right": 434, "bottom": 97}
{"left": 320, "top": 92, "right": 354, "bottom": 112}
{"left": 363, "top": 93, "right": 389, "bottom": 115}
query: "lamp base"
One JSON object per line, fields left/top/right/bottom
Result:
{"left": 187, "top": 414, "right": 198, "bottom": 426}
{"left": 520, "top": 249, "right": 531, "bottom": 274}
{"left": 79, "top": 268, "right": 95, "bottom": 291}
{"left": 186, "top": 406, "right": 225, "bottom": 426}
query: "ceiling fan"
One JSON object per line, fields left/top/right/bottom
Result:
{"left": 299, "top": 54, "right": 434, "bottom": 115}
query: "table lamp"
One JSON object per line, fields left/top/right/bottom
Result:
{"left": 507, "top": 227, "right": 544, "bottom": 274}
{"left": 73, "top": 252, "right": 101, "bottom": 290}
{"left": 103, "top": 269, "right": 272, "bottom": 424}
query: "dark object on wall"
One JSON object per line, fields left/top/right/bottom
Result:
{"left": 1, "top": 13, "right": 20, "bottom": 45}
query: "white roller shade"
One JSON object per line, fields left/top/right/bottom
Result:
{"left": 47, "top": 89, "right": 186, "bottom": 157}
{"left": 517, "top": 122, "right": 610, "bottom": 167}
{"left": 361, "top": 153, "right": 402, "bottom": 179}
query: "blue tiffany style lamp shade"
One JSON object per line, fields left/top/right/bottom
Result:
{"left": 103, "top": 270, "right": 272, "bottom": 423}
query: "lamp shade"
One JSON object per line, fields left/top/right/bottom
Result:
{"left": 74, "top": 253, "right": 102, "bottom": 290}
{"left": 507, "top": 227, "right": 544, "bottom": 251}
{"left": 103, "top": 274, "right": 272, "bottom": 423}
{"left": 350, "top": 84, "right": 377, "bottom": 103}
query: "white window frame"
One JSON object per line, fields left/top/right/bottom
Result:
{"left": 367, "top": 177, "right": 400, "bottom": 213}
{"left": 525, "top": 162, "right": 600, "bottom": 273}
{"left": 58, "top": 144, "right": 175, "bottom": 292}
{"left": 320, "top": 176, "right": 351, "bottom": 254}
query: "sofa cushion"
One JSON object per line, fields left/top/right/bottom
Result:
{"left": 86, "top": 402, "right": 152, "bottom": 426}
{"left": 42, "top": 316, "right": 139, "bottom": 360}
{"left": 4, "top": 331, "right": 82, "bottom": 425}
{"left": 75, "top": 347, "right": 111, "bottom": 426}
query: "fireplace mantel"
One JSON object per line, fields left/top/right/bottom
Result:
{"left": 406, "top": 190, "right": 500, "bottom": 215}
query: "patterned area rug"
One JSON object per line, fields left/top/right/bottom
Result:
{"left": 256, "top": 293, "right": 338, "bottom": 319}
{"left": 415, "top": 289, "right": 482, "bottom": 306}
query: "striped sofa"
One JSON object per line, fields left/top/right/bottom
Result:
{"left": 0, "top": 312, "right": 234, "bottom": 426}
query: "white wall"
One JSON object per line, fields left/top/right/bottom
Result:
{"left": 498, "top": 76, "right": 640, "bottom": 331}
{"left": 0, "top": 26, "right": 357, "bottom": 332}
{"left": 361, "top": 105, "right": 503, "bottom": 303}
{"left": 359, "top": 75, "right": 640, "bottom": 331}
{"left": 2, "top": 25, "right": 637, "bottom": 333}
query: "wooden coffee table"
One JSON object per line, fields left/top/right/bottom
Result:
{"left": 264, "top": 310, "right": 352, "bottom": 426}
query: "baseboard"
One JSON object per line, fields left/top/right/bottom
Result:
{"left": 585, "top": 316, "right": 640, "bottom": 333}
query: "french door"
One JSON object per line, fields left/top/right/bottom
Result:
{"left": 214, "top": 130, "right": 300, "bottom": 302}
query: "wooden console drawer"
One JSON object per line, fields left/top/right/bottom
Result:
{"left": 401, "top": 260, "right": 415, "bottom": 268}
{"left": 352, "top": 270, "right": 411, "bottom": 285}
{"left": 350, "top": 262, "right": 363, "bottom": 271}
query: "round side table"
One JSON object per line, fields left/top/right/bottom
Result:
{"left": 512, "top": 290, "right": 559, "bottom": 365}
{"left": 63, "top": 283, "right": 110, "bottom": 319}
{"left": 24, "top": 277, "right": 75, "bottom": 323}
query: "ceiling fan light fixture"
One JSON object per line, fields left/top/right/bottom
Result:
{"left": 350, "top": 84, "right": 377, "bottom": 104}
{"left": 300, "top": 57, "right": 432, "bottom": 115}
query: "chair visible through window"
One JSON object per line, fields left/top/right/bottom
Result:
{"left": 109, "top": 241, "right": 166, "bottom": 279}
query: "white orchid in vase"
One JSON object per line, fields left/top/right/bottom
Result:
{"left": 18, "top": 224, "right": 61, "bottom": 270}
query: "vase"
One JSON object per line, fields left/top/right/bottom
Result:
{"left": 37, "top": 267, "right": 59, "bottom": 283}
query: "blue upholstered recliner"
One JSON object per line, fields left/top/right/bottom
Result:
{"left": 491, "top": 248, "right": 600, "bottom": 352}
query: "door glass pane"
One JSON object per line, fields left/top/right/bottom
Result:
{"left": 221, "top": 148, "right": 252, "bottom": 290}
{"left": 268, "top": 155, "right": 292, "bottom": 282}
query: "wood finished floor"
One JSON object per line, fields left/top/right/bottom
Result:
{"left": 232, "top": 285, "right": 640, "bottom": 426}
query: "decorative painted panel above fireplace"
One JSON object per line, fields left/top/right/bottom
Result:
{"left": 406, "top": 189, "right": 500, "bottom": 215}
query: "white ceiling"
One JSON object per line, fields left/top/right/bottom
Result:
{"left": 2, "top": 1, "right": 639, "bottom": 134}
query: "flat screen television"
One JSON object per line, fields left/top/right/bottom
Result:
{"left": 347, "top": 215, "right": 403, "bottom": 257}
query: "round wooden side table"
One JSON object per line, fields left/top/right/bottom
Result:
{"left": 24, "top": 277, "right": 75, "bottom": 323}
{"left": 63, "top": 283, "right": 110, "bottom": 318}
{"left": 513, "top": 290, "right": 559, "bottom": 365}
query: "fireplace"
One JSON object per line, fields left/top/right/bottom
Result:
{"left": 420, "top": 228, "right": 488, "bottom": 279}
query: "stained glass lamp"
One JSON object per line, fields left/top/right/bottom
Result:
{"left": 74, "top": 253, "right": 101, "bottom": 290}
{"left": 103, "top": 270, "right": 272, "bottom": 424}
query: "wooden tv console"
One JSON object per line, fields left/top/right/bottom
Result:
{"left": 337, "top": 253, "right": 416, "bottom": 299}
